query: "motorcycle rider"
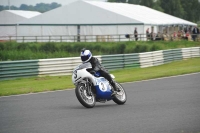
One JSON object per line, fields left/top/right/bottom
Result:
{"left": 80, "top": 48, "right": 119, "bottom": 96}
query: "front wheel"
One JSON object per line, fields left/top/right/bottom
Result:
{"left": 75, "top": 83, "right": 96, "bottom": 108}
{"left": 113, "top": 82, "right": 127, "bottom": 105}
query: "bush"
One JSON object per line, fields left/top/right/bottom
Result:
{"left": 60, "top": 44, "right": 72, "bottom": 52}
{"left": 0, "top": 43, "right": 4, "bottom": 50}
{"left": 90, "top": 45, "right": 101, "bottom": 52}
{"left": 4, "top": 42, "right": 14, "bottom": 50}
{"left": 133, "top": 44, "right": 149, "bottom": 53}
{"left": 150, "top": 44, "right": 161, "bottom": 51}
{"left": 29, "top": 45, "right": 38, "bottom": 52}
{"left": 71, "top": 43, "right": 84, "bottom": 53}
{"left": 39, "top": 42, "right": 58, "bottom": 53}
{"left": 0, "top": 41, "right": 199, "bottom": 61}
{"left": 17, "top": 43, "right": 29, "bottom": 50}
{"left": 117, "top": 44, "right": 126, "bottom": 54}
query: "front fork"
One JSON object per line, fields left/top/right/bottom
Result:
{"left": 85, "top": 78, "right": 93, "bottom": 96}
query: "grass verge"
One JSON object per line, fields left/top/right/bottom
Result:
{"left": 1, "top": 41, "right": 200, "bottom": 61}
{"left": 0, "top": 57, "right": 200, "bottom": 96}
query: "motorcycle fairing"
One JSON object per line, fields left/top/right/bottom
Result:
{"left": 94, "top": 77, "right": 112, "bottom": 100}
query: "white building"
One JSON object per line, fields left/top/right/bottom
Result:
{"left": 0, "top": 10, "right": 41, "bottom": 41}
{"left": 16, "top": 0, "right": 197, "bottom": 42}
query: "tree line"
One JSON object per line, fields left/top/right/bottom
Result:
{"left": 108, "top": 0, "right": 200, "bottom": 23}
{"left": 0, "top": 2, "right": 61, "bottom": 13}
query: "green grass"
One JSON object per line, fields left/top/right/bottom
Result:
{"left": 0, "top": 57, "right": 200, "bottom": 96}
{"left": 0, "top": 76, "right": 74, "bottom": 96}
{"left": 114, "top": 58, "right": 200, "bottom": 83}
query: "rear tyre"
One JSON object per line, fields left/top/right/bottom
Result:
{"left": 112, "top": 82, "right": 127, "bottom": 105}
{"left": 75, "top": 83, "right": 96, "bottom": 108}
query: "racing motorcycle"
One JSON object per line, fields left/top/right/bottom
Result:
{"left": 72, "top": 62, "right": 127, "bottom": 108}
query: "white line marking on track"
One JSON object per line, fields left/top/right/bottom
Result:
{"left": 122, "top": 72, "right": 200, "bottom": 84}
{"left": 0, "top": 72, "right": 200, "bottom": 99}
{"left": 0, "top": 89, "right": 75, "bottom": 99}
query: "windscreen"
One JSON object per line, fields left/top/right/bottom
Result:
{"left": 78, "top": 62, "right": 92, "bottom": 70}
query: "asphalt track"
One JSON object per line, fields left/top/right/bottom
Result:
{"left": 0, "top": 73, "right": 200, "bottom": 133}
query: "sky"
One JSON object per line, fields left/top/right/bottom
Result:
{"left": 0, "top": 0, "right": 106, "bottom": 7}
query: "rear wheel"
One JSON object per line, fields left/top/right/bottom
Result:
{"left": 75, "top": 83, "right": 96, "bottom": 108}
{"left": 113, "top": 82, "right": 127, "bottom": 105}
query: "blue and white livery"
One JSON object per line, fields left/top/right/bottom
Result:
{"left": 72, "top": 62, "right": 127, "bottom": 108}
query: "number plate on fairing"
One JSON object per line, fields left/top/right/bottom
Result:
{"left": 95, "top": 77, "right": 111, "bottom": 92}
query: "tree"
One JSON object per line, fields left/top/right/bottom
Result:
{"left": 0, "top": 5, "right": 5, "bottom": 11}
{"left": 20, "top": 4, "right": 29, "bottom": 10}
{"left": 127, "top": 0, "right": 141, "bottom": 4}
{"left": 50, "top": 2, "right": 61, "bottom": 9}
{"left": 0, "top": 2, "right": 61, "bottom": 13}
{"left": 152, "top": 0, "right": 164, "bottom": 12}
{"left": 160, "top": 0, "right": 184, "bottom": 18}
{"left": 140, "top": 0, "right": 154, "bottom": 8}
{"left": 10, "top": 6, "right": 18, "bottom": 10}
{"left": 180, "top": 0, "right": 200, "bottom": 22}
{"left": 108, "top": 0, "right": 127, "bottom": 3}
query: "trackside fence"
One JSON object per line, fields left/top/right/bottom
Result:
{"left": 1, "top": 34, "right": 200, "bottom": 42}
{"left": 0, "top": 47, "right": 199, "bottom": 80}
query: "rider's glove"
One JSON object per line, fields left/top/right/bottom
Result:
{"left": 90, "top": 70, "right": 96, "bottom": 75}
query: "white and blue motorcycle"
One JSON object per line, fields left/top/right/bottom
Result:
{"left": 72, "top": 62, "right": 127, "bottom": 108}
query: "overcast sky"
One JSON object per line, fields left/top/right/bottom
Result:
{"left": 0, "top": 0, "right": 106, "bottom": 7}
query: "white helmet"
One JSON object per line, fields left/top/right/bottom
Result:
{"left": 80, "top": 48, "right": 92, "bottom": 62}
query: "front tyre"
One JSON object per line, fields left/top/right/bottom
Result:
{"left": 75, "top": 83, "right": 96, "bottom": 108}
{"left": 113, "top": 82, "right": 127, "bottom": 105}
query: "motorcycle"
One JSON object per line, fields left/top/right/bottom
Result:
{"left": 72, "top": 62, "right": 127, "bottom": 108}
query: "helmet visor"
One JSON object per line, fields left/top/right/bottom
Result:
{"left": 81, "top": 56, "right": 89, "bottom": 62}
